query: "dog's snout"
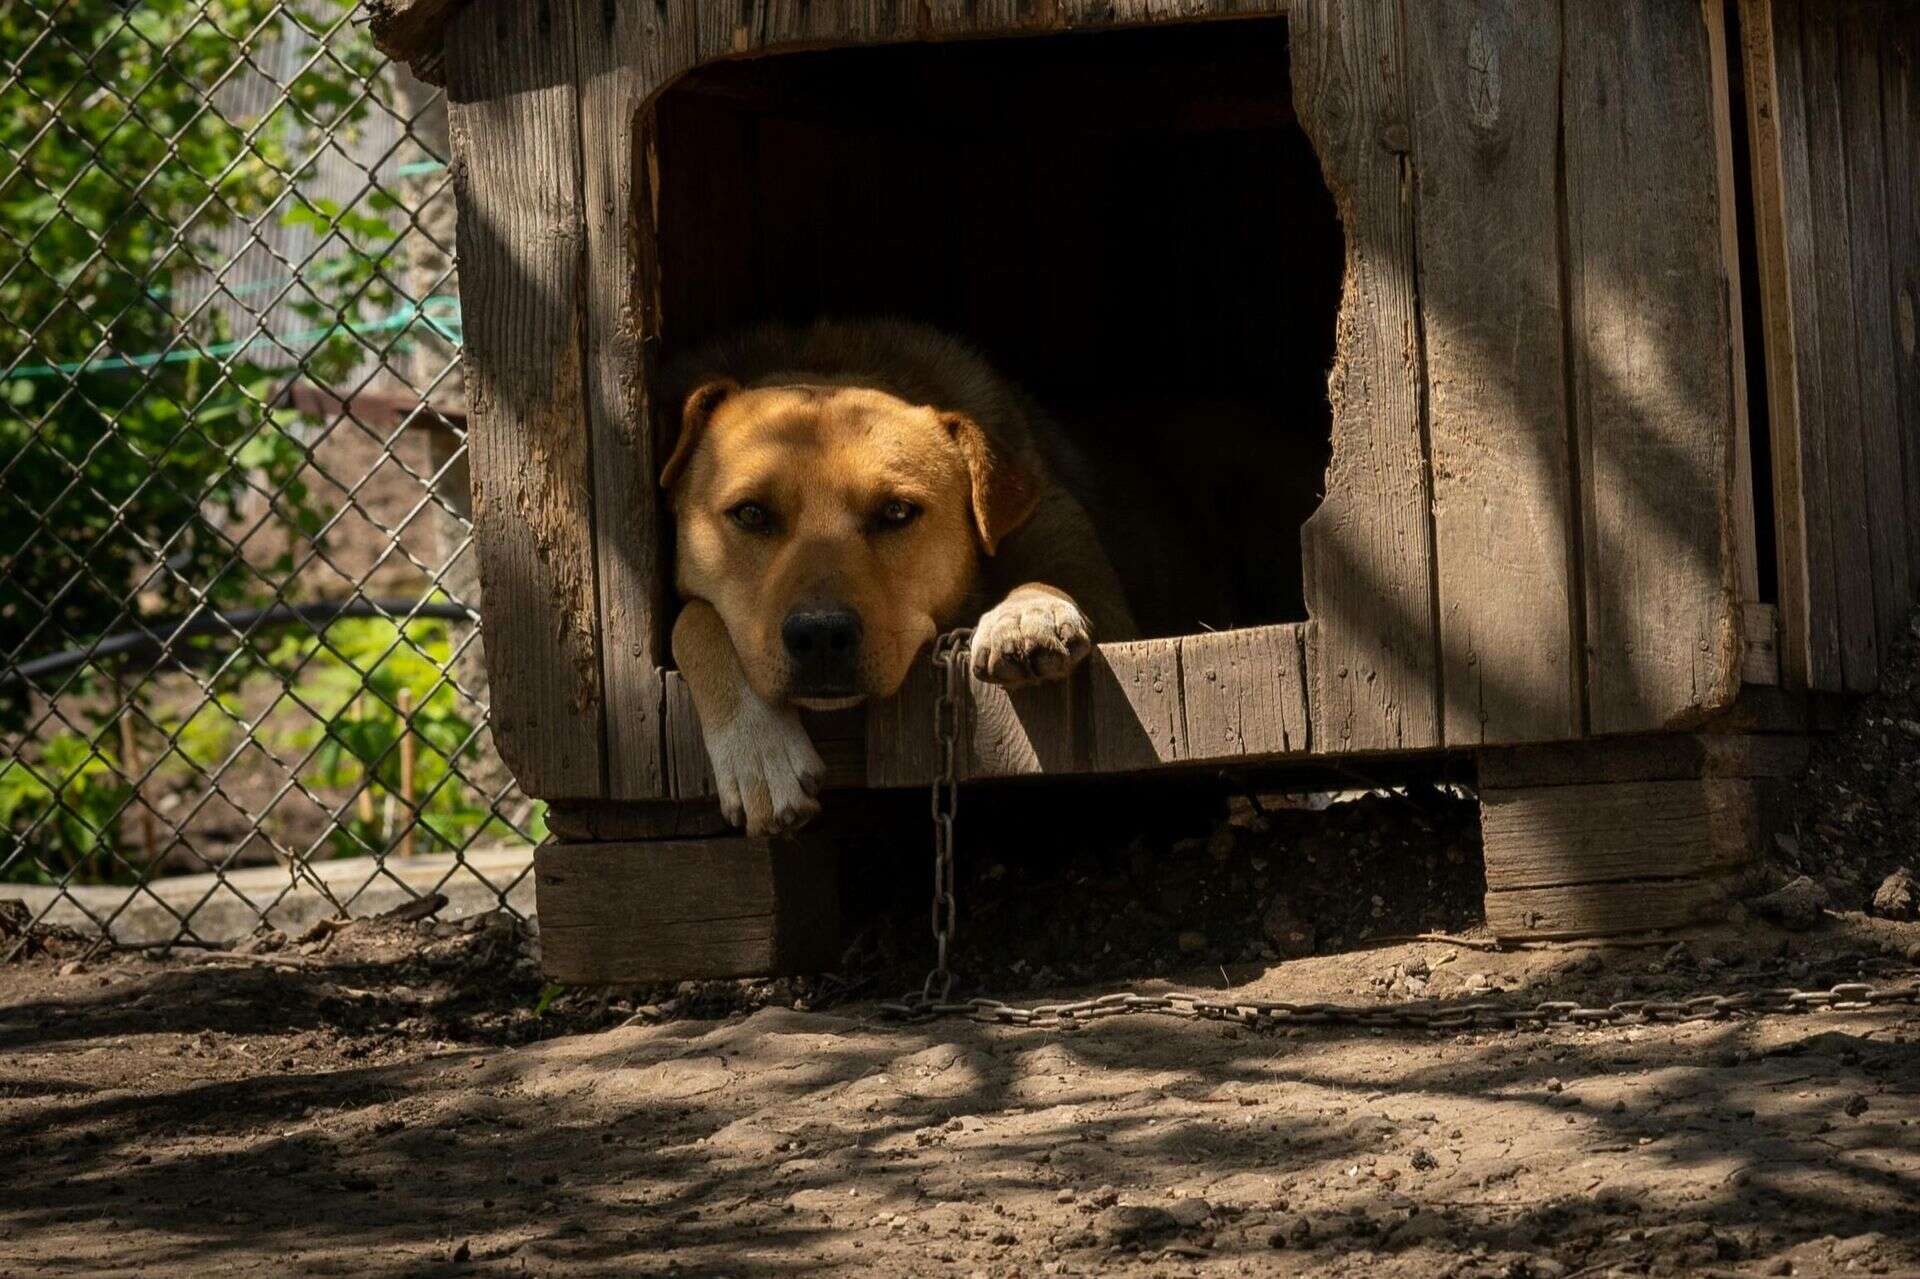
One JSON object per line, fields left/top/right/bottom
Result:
{"left": 781, "top": 607, "right": 863, "bottom": 693}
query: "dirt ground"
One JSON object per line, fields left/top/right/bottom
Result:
{"left": 10, "top": 629, "right": 1920, "bottom": 1277}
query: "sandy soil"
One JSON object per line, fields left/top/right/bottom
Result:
{"left": 4, "top": 906, "right": 1918, "bottom": 1279}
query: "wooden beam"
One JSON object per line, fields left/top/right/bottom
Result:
{"left": 1801, "top": 3, "right": 1880, "bottom": 690}
{"left": 573, "top": 0, "right": 678, "bottom": 800}
{"left": 1883, "top": 12, "right": 1920, "bottom": 598}
{"left": 445, "top": 0, "right": 603, "bottom": 799}
{"left": 1739, "top": 0, "right": 1845, "bottom": 691}
{"left": 1291, "top": 0, "right": 1441, "bottom": 753}
{"left": 1565, "top": 0, "right": 1743, "bottom": 732}
{"left": 536, "top": 837, "right": 840, "bottom": 983}
{"left": 1838, "top": 7, "right": 1911, "bottom": 656}
{"left": 1402, "top": 0, "right": 1578, "bottom": 746}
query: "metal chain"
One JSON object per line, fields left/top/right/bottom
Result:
{"left": 887, "top": 632, "right": 1920, "bottom": 1031}
{"left": 920, "top": 627, "right": 973, "bottom": 1004}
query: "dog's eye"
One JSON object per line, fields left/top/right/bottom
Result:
{"left": 874, "top": 499, "right": 920, "bottom": 530}
{"left": 728, "top": 501, "right": 773, "bottom": 532}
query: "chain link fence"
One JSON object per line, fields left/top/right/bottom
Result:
{"left": 1, "top": 0, "right": 539, "bottom": 953}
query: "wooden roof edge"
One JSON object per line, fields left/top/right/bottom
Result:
{"left": 369, "top": 0, "right": 464, "bottom": 86}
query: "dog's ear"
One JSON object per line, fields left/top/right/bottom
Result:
{"left": 659, "top": 378, "right": 738, "bottom": 491}
{"left": 944, "top": 412, "right": 1041, "bottom": 555}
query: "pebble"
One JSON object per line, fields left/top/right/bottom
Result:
{"left": 1843, "top": 1093, "right": 1870, "bottom": 1117}
{"left": 1092, "top": 1205, "right": 1179, "bottom": 1247}
{"left": 1165, "top": 1198, "right": 1211, "bottom": 1228}
{"left": 1751, "top": 876, "right": 1829, "bottom": 932}
{"left": 1870, "top": 866, "right": 1918, "bottom": 920}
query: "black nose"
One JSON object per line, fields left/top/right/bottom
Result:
{"left": 781, "top": 607, "right": 864, "bottom": 694}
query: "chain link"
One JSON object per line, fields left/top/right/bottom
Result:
{"left": 921, "top": 627, "right": 972, "bottom": 1004}
{"left": 889, "top": 633, "right": 1920, "bottom": 1033}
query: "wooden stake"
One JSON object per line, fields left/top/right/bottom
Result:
{"left": 398, "top": 688, "right": 416, "bottom": 857}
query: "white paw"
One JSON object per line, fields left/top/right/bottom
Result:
{"left": 705, "top": 689, "right": 826, "bottom": 836}
{"left": 970, "top": 588, "right": 1094, "bottom": 686}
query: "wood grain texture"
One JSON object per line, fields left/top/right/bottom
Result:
{"left": 1402, "top": 0, "right": 1576, "bottom": 746}
{"left": 1706, "top": 0, "right": 1762, "bottom": 606}
{"left": 1484, "top": 875, "right": 1740, "bottom": 941}
{"left": 1742, "top": 601, "right": 1781, "bottom": 687}
{"left": 1478, "top": 733, "right": 1809, "bottom": 789}
{"left": 1740, "top": 0, "right": 1844, "bottom": 692}
{"left": 445, "top": 0, "right": 602, "bottom": 799}
{"left": 1479, "top": 779, "right": 1760, "bottom": 892}
{"left": 1180, "top": 625, "right": 1310, "bottom": 758}
{"left": 1883, "top": 16, "right": 1920, "bottom": 597}
{"left": 1088, "top": 640, "right": 1186, "bottom": 773}
{"left": 1800, "top": 3, "right": 1880, "bottom": 690}
{"left": 662, "top": 671, "right": 713, "bottom": 800}
{"left": 1838, "top": 8, "right": 1911, "bottom": 655}
{"left": 863, "top": 625, "right": 1314, "bottom": 785}
{"left": 574, "top": 0, "right": 675, "bottom": 800}
{"left": 1564, "top": 0, "right": 1741, "bottom": 733}
{"left": 1290, "top": 0, "right": 1440, "bottom": 754}
{"left": 536, "top": 837, "right": 840, "bottom": 983}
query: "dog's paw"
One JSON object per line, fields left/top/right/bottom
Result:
{"left": 705, "top": 690, "right": 826, "bottom": 837}
{"left": 970, "top": 587, "right": 1093, "bottom": 686}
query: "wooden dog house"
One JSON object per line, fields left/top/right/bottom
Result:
{"left": 375, "top": 0, "right": 1920, "bottom": 981}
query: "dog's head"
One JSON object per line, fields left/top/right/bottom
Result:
{"left": 662, "top": 380, "right": 1039, "bottom": 707}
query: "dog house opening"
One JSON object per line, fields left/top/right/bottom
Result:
{"left": 642, "top": 18, "right": 1342, "bottom": 642}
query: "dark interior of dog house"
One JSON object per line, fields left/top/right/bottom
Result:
{"left": 643, "top": 18, "right": 1344, "bottom": 634}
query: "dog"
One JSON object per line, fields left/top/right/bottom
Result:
{"left": 659, "top": 319, "right": 1322, "bottom": 835}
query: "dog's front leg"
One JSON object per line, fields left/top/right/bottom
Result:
{"left": 672, "top": 600, "right": 825, "bottom": 836}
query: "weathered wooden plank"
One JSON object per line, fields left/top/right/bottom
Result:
{"left": 1291, "top": 0, "right": 1440, "bottom": 753}
{"left": 1484, "top": 875, "right": 1741, "bottom": 941}
{"left": 1179, "top": 625, "right": 1310, "bottom": 758}
{"left": 1402, "top": 0, "right": 1576, "bottom": 746}
{"left": 445, "top": 0, "right": 602, "bottom": 799}
{"left": 574, "top": 0, "right": 683, "bottom": 801}
{"left": 1884, "top": 16, "right": 1920, "bottom": 595}
{"left": 1087, "top": 639, "right": 1185, "bottom": 773}
{"left": 1742, "top": 601, "right": 1781, "bottom": 686}
{"left": 1801, "top": 3, "right": 1881, "bottom": 690}
{"left": 1740, "top": 0, "right": 1844, "bottom": 691}
{"left": 545, "top": 799, "right": 732, "bottom": 842}
{"left": 1479, "top": 733, "right": 1809, "bottom": 789}
{"left": 1706, "top": 0, "right": 1763, "bottom": 606}
{"left": 663, "top": 671, "right": 713, "bottom": 800}
{"left": 1564, "top": 0, "right": 1742, "bottom": 733}
{"left": 536, "top": 838, "right": 840, "bottom": 983}
{"left": 1479, "top": 779, "right": 1761, "bottom": 892}
{"left": 1839, "top": 8, "right": 1911, "bottom": 654}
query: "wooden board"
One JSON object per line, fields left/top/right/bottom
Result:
{"left": 1484, "top": 876, "right": 1740, "bottom": 941}
{"left": 1884, "top": 16, "right": 1920, "bottom": 596}
{"left": 1800, "top": 4, "right": 1881, "bottom": 691}
{"left": 1741, "top": 602, "right": 1782, "bottom": 687}
{"left": 1478, "top": 733, "right": 1810, "bottom": 789}
{"left": 1402, "top": 0, "right": 1577, "bottom": 746}
{"left": 1838, "top": 8, "right": 1911, "bottom": 655}
{"left": 1180, "top": 626, "right": 1311, "bottom": 758}
{"left": 536, "top": 837, "right": 840, "bottom": 983}
{"left": 1740, "top": 0, "right": 1845, "bottom": 692}
{"left": 1564, "top": 0, "right": 1741, "bottom": 732}
{"left": 1480, "top": 778, "right": 1767, "bottom": 892}
{"left": 1290, "top": 0, "right": 1440, "bottom": 754}
{"left": 864, "top": 624, "right": 1313, "bottom": 786}
{"left": 444, "top": 1, "right": 603, "bottom": 799}
{"left": 573, "top": 0, "right": 675, "bottom": 800}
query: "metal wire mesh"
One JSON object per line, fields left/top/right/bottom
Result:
{"left": 1, "top": 0, "right": 540, "bottom": 952}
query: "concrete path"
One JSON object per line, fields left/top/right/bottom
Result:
{"left": 6, "top": 845, "right": 535, "bottom": 944}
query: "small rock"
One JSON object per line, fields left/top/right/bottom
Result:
{"left": 1870, "top": 867, "right": 1918, "bottom": 920}
{"left": 1843, "top": 1093, "right": 1870, "bottom": 1117}
{"left": 1165, "top": 1198, "right": 1211, "bottom": 1229}
{"left": 1546, "top": 1077, "right": 1565, "bottom": 1093}
{"left": 1751, "top": 876, "right": 1829, "bottom": 932}
{"left": 1409, "top": 1147, "right": 1438, "bottom": 1171}
{"left": 1260, "top": 897, "right": 1316, "bottom": 959}
{"left": 1763, "top": 1257, "right": 1793, "bottom": 1276}
{"left": 451, "top": 1241, "right": 471, "bottom": 1264}
{"left": 1093, "top": 1205, "right": 1179, "bottom": 1247}
{"left": 1086, "top": 1185, "right": 1119, "bottom": 1209}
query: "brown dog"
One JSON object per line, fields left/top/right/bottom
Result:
{"left": 660, "top": 320, "right": 1139, "bottom": 835}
